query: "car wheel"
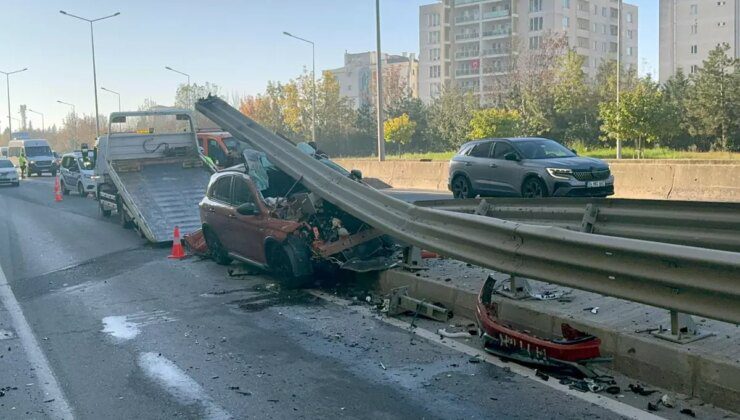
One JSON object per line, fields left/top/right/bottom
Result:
{"left": 451, "top": 175, "right": 475, "bottom": 199}
{"left": 60, "top": 179, "right": 70, "bottom": 195}
{"left": 204, "top": 228, "right": 232, "bottom": 265}
{"left": 268, "top": 244, "right": 312, "bottom": 289}
{"left": 77, "top": 182, "right": 86, "bottom": 197}
{"left": 521, "top": 177, "right": 547, "bottom": 198}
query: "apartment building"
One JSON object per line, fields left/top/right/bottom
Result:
{"left": 659, "top": 0, "right": 739, "bottom": 83}
{"left": 419, "top": 0, "right": 638, "bottom": 103}
{"left": 329, "top": 51, "right": 419, "bottom": 109}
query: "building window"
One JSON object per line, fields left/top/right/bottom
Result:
{"left": 429, "top": 65, "right": 441, "bottom": 78}
{"left": 592, "top": 22, "right": 598, "bottom": 32}
{"left": 593, "top": 4, "right": 598, "bottom": 15}
{"left": 690, "top": 45, "right": 698, "bottom": 54}
{"left": 529, "top": 16, "right": 543, "bottom": 31}
{"left": 428, "top": 13, "right": 440, "bottom": 27}
{"left": 578, "top": 37, "right": 589, "bottom": 48}
{"left": 577, "top": 18, "right": 589, "bottom": 30}
{"left": 610, "top": 24, "right": 618, "bottom": 36}
{"left": 529, "top": 36, "right": 542, "bottom": 50}
{"left": 626, "top": 12, "right": 633, "bottom": 23}
{"left": 627, "top": 29, "right": 633, "bottom": 39}
{"left": 690, "top": 65, "right": 699, "bottom": 74}
{"left": 593, "top": 40, "right": 598, "bottom": 50}
{"left": 690, "top": 4, "right": 698, "bottom": 15}
{"left": 602, "top": 6, "right": 607, "bottom": 17}
{"left": 562, "top": 16, "right": 570, "bottom": 28}
{"left": 610, "top": 7, "right": 619, "bottom": 19}
{"left": 691, "top": 23, "right": 698, "bottom": 34}
{"left": 428, "top": 31, "right": 440, "bottom": 44}
{"left": 717, "top": 21, "right": 727, "bottom": 27}
{"left": 562, "top": 0, "right": 570, "bottom": 9}
{"left": 430, "top": 48, "right": 441, "bottom": 61}
{"left": 626, "top": 47, "right": 633, "bottom": 56}
{"left": 610, "top": 42, "right": 618, "bottom": 53}
{"left": 529, "top": 0, "right": 542, "bottom": 12}
{"left": 430, "top": 82, "right": 441, "bottom": 98}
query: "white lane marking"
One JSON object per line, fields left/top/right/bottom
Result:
{"left": 101, "top": 311, "right": 176, "bottom": 342}
{"left": 309, "top": 290, "right": 665, "bottom": 420}
{"left": 138, "top": 352, "right": 231, "bottom": 420}
{"left": 102, "top": 316, "right": 140, "bottom": 340}
{"left": 0, "top": 262, "right": 75, "bottom": 419}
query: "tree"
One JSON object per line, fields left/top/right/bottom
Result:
{"left": 551, "top": 51, "right": 599, "bottom": 145}
{"left": 599, "top": 77, "right": 666, "bottom": 157}
{"left": 384, "top": 113, "right": 416, "bottom": 155}
{"left": 661, "top": 69, "right": 697, "bottom": 149}
{"left": 468, "top": 108, "right": 522, "bottom": 139}
{"left": 174, "top": 82, "right": 223, "bottom": 109}
{"left": 685, "top": 43, "right": 740, "bottom": 151}
{"left": 428, "top": 86, "right": 478, "bottom": 150}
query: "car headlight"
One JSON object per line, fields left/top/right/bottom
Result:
{"left": 546, "top": 168, "right": 573, "bottom": 179}
{"left": 84, "top": 174, "right": 92, "bottom": 179}
{"left": 29, "top": 160, "right": 36, "bottom": 165}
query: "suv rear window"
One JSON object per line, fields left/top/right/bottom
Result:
{"left": 210, "top": 177, "right": 232, "bottom": 202}
{"left": 468, "top": 142, "right": 492, "bottom": 158}
{"left": 0, "top": 160, "right": 13, "bottom": 168}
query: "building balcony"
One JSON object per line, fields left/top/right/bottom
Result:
{"left": 456, "top": 68, "right": 480, "bottom": 77}
{"left": 481, "top": 28, "right": 511, "bottom": 38}
{"left": 482, "top": 67, "right": 507, "bottom": 75}
{"left": 482, "top": 48, "right": 509, "bottom": 57}
{"left": 481, "top": 9, "right": 510, "bottom": 20}
{"left": 455, "top": 0, "right": 484, "bottom": 6}
{"left": 455, "top": 14, "right": 479, "bottom": 24}
{"left": 455, "top": 32, "right": 480, "bottom": 40}
{"left": 455, "top": 50, "right": 481, "bottom": 59}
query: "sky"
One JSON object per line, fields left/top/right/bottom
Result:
{"left": 1, "top": 0, "right": 658, "bottom": 130}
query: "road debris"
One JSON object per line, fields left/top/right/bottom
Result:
{"left": 534, "top": 370, "right": 549, "bottom": 381}
{"left": 660, "top": 394, "right": 676, "bottom": 408}
{"left": 628, "top": 383, "right": 658, "bottom": 396}
{"left": 648, "top": 401, "right": 660, "bottom": 411}
{"left": 680, "top": 408, "right": 696, "bottom": 417}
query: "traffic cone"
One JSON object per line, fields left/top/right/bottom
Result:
{"left": 54, "top": 176, "right": 63, "bottom": 202}
{"left": 168, "top": 226, "right": 186, "bottom": 259}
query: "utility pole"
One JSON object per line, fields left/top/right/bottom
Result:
{"left": 27, "top": 108, "right": 45, "bottom": 134}
{"left": 60, "top": 10, "right": 120, "bottom": 139}
{"left": 375, "top": 0, "right": 386, "bottom": 161}
{"left": 101, "top": 86, "right": 121, "bottom": 112}
{"left": 165, "top": 66, "right": 192, "bottom": 109}
{"left": 0, "top": 68, "right": 28, "bottom": 142}
{"left": 616, "top": 0, "right": 622, "bottom": 159}
{"left": 282, "top": 31, "right": 317, "bottom": 144}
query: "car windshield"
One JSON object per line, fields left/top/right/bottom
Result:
{"left": 223, "top": 137, "right": 246, "bottom": 154}
{"left": 77, "top": 157, "right": 95, "bottom": 170}
{"left": 25, "top": 145, "right": 52, "bottom": 157}
{"left": 0, "top": 160, "right": 14, "bottom": 168}
{"left": 514, "top": 139, "right": 575, "bottom": 159}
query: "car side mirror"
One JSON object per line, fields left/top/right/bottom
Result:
{"left": 504, "top": 152, "right": 520, "bottom": 161}
{"left": 236, "top": 202, "right": 258, "bottom": 216}
{"left": 350, "top": 169, "right": 363, "bottom": 180}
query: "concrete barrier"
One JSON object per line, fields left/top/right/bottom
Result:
{"left": 336, "top": 159, "right": 740, "bottom": 202}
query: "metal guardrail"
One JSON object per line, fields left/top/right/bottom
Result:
{"left": 415, "top": 198, "right": 740, "bottom": 252}
{"left": 196, "top": 97, "right": 740, "bottom": 325}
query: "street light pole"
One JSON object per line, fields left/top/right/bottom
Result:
{"left": 375, "top": 0, "right": 386, "bottom": 161}
{"left": 616, "top": 0, "right": 622, "bottom": 159}
{"left": 60, "top": 10, "right": 120, "bottom": 139}
{"left": 57, "top": 100, "right": 77, "bottom": 150}
{"left": 101, "top": 86, "right": 121, "bottom": 112}
{"left": 165, "top": 66, "right": 191, "bottom": 109}
{"left": 27, "top": 109, "right": 45, "bottom": 134}
{"left": 282, "top": 31, "right": 317, "bottom": 144}
{"left": 0, "top": 67, "right": 28, "bottom": 142}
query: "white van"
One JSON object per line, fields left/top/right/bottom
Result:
{"left": 7, "top": 139, "right": 58, "bottom": 176}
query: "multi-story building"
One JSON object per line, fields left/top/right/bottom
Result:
{"left": 419, "top": 0, "right": 638, "bottom": 103}
{"left": 659, "top": 0, "right": 739, "bottom": 84}
{"left": 329, "top": 51, "right": 419, "bottom": 109}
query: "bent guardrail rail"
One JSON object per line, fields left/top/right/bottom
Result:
{"left": 196, "top": 96, "right": 740, "bottom": 325}
{"left": 415, "top": 198, "right": 740, "bottom": 252}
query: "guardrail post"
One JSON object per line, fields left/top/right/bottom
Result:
{"left": 474, "top": 199, "right": 491, "bottom": 216}
{"left": 492, "top": 274, "right": 533, "bottom": 300}
{"left": 581, "top": 204, "right": 599, "bottom": 233}
{"left": 401, "top": 246, "right": 424, "bottom": 271}
{"left": 651, "top": 310, "right": 714, "bottom": 344}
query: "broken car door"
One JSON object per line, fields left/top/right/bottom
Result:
{"left": 228, "top": 175, "right": 267, "bottom": 264}
{"left": 204, "top": 175, "right": 235, "bottom": 250}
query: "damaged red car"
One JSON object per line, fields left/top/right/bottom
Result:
{"left": 199, "top": 154, "right": 397, "bottom": 287}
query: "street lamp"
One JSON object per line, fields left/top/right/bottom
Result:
{"left": 374, "top": 0, "right": 386, "bottom": 161}
{"left": 100, "top": 86, "right": 121, "bottom": 112}
{"left": 57, "top": 100, "right": 77, "bottom": 149}
{"left": 60, "top": 10, "right": 120, "bottom": 139}
{"left": 616, "top": 0, "right": 623, "bottom": 159}
{"left": 165, "top": 66, "right": 191, "bottom": 109}
{"left": 0, "top": 67, "right": 28, "bottom": 142}
{"left": 283, "top": 31, "right": 317, "bottom": 144}
{"left": 27, "top": 108, "right": 45, "bottom": 134}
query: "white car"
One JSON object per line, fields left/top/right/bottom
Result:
{"left": 0, "top": 158, "right": 20, "bottom": 187}
{"left": 59, "top": 152, "right": 96, "bottom": 197}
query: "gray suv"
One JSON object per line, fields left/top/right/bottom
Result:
{"left": 448, "top": 137, "right": 614, "bottom": 198}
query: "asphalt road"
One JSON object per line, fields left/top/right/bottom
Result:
{"left": 0, "top": 177, "right": 624, "bottom": 419}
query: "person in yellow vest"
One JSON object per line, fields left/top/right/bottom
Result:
{"left": 18, "top": 152, "right": 27, "bottom": 179}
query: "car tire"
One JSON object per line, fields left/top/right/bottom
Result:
{"left": 99, "top": 200, "right": 112, "bottom": 217}
{"left": 268, "top": 243, "right": 312, "bottom": 289}
{"left": 60, "top": 179, "right": 70, "bottom": 195}
{"left": 451, "top": 175, "right": 475, "bottom": 199}
{"left": 77, "top": 182, "right": 85, "bottom": 197}
{"left": 204, "top": 228, "right": 232, "bottom": 265}
{"left": 521, "top": 177, "right": 548, "bottom": 198}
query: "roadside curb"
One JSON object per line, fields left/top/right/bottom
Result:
{"left": 375, "top": 269, "right": 740, "bottom": 413}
